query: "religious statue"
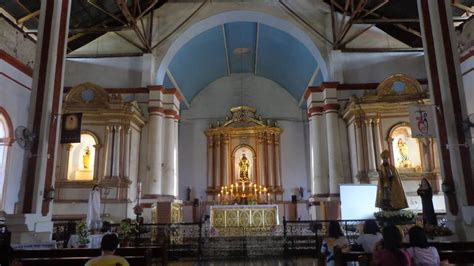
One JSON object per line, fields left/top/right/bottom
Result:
{"left": 83, "top": 146, "right": 91, "bottom": 169}
{"left": 396, "top": 138, "right": 411, "bottom": 168}
{"left": 417, "top": 178, "right": 437, "bottom": 226}
{"left": 239, "top": 153, "right": 250, "bottom": 180}
{"left": 86, "top": 185, "right": 102, "bottom": 230}
{"left": 375, "top": 150, "right": 408, "bottom": 211}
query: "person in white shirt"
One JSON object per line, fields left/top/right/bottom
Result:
{"left": 321, "top": 221, "right": 350, "bottom": 266}
{"left": 356, "top": 220, "right": 383, "bottom": 253}
{"left": 406, "top": 226, "right": 440, "bottom": 266}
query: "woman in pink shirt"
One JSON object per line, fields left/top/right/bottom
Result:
{"left": 373, "top": 225, "right": 412, "bottom": 266}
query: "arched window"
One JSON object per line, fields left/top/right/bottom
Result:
{"left": 67, "top": 132, "right": 98, "bottom": 181}
{"left": 389, "top": 124, "right": 422, "bottom": 173}
{"left": 0, "top": 107, "right": 13, "bottom": 210}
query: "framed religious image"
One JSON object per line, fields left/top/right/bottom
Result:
{"left": 61, "top": 113, "right": 82, "bottom": 143}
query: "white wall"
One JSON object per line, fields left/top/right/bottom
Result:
{"left": 341, "top": 52, "right": 427, "bottom": 83}
{"left": 179, "top": 74, "right": 309, "bottom": 200}
{"left": 0, "top": 59, "right": 32, "bottom": 214}
{"left": 64, "top": 56, "right": 144, "bottom": 88}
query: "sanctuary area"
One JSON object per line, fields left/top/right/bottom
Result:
{"left": 0, "top": 0, "right": 473, "bottom": 264}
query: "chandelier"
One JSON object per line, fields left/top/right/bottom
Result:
{"left": 218, "top": 179, "right": 270, "bottom": 205}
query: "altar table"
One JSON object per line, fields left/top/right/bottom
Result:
{"left": 210, "top": 205, "right": 279, "bottom": 228}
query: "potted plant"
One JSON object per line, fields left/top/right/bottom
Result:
{"left": 75, "top": 221, "right": 90, "bottom": 248}
{"left": 118, "top": 221, "right": 137, "bottom": 247}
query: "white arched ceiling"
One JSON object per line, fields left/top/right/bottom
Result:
{"left": 157, "top": 10, "right": 328, "bottom": 103}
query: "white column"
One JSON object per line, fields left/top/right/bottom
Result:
{"left": 172, "top": 118, "right": 179, "bottom": 196}
{"left": 207, "top": 136, "right": 214, "bottom": 189}
{"left": 365, "top": 119, "right": 377, "bottom": 175}
{"left": 145, "top": 108, "right": 163, "bottom": 195}
{"left": 373, "top": 119, "right": 383, "bottom": 168}
{"left": 309, "top": 108, "right": 327, "bottom": 196}
{"left": 104, "top": 126, "right": 114, "bottom": 177}
{"left": 123, "top": 126, "right": 131, "bottom": 178}
{"left": 325, "top": 105, "right": 344, "bottom": 194}
{"left": 222, "top": 135, "right": 230, "bottom": 185}
{"left": 266, "top": 133, "right": 274, "bottom": 187}
{"left": 274, "top": 135, "right": 282, "bottom": 188}
{"left": 354, "top": 120, "right": 367, "bottom": 182}
{"left": 112, "top": 125, "right": 122, "bottom": 177}
{"left": 257, "top": 133, "right": 266, "bottom": 186}
{"left": 214, "top": 136, "right": 221, "bottom": 189}
{"left": 162, "top": 115, "right": 175, "bottom": 196}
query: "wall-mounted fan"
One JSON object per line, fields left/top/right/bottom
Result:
{"left": 14, "top": 126, "right": 35, "bottom": 150}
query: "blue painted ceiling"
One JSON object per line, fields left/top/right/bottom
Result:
{"left": 166, "top": 22, "right": 324, "bottom": 103}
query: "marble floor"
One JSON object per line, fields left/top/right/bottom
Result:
{"left": 167, "top": 257, "right": 321, "bottom": 266}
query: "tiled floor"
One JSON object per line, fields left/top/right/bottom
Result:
{"left": 168, "top": 257, "right": 321, "bottom": 266}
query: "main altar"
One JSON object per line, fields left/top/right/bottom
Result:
{"left": 210, "top": 205, "right": 279, "bottom": 228}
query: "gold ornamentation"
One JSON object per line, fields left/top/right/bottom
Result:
{"left": 210, "top": 206, "right": 278, "bottom": 228}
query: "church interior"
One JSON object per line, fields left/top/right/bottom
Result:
{"left": 0, "top": 0, "right": 474, "bottom": 264}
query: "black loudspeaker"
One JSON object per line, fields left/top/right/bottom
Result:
{"left": 193, "top": 198, "right": 199, "bottom": 207}
{"left": 291, "top": 195, "right": 297, "bottom": 203}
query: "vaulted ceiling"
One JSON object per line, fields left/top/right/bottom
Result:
{"left": 162, "top": 22, "right": 324, "bottom": 102}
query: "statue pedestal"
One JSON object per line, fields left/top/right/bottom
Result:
{"left": 74, "top": 169, "right": 93, "bottom": 180}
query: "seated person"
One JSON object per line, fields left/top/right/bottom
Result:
{"left": 321, "top": 221, "right": 350, "bottom": 266}
{"left": 85, "top": 233, "right": 129, "bottom": 266}
{"left": 406, "top": 226, "right": 440, "bottom": 265}
{"left": 355, "top": 220, "right": 382, "bottom": 252}
{"left": 373, "top": 225, "right": 412, "bottom": 266}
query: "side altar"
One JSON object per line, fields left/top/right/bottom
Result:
{"left": 210, "top": 205, "right": 279, "bottom": 228}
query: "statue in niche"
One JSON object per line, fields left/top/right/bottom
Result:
{"left": 375, "top": 150, "right": 408, "bottom": 211}
{"left": 239, "top": 153, "right": 250, "bottom": 181}
{"left": 83, "top": 146, "right": 91, "bottom": 169}
{"left": 396, "top": 138, "right": 411, "bottom": 168}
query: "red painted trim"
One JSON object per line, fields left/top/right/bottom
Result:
{"left": 438, "top": 0, "right": 474, "bottom": 205}
{"left": 164, "top": 88, "right": 184, "bottom": 102}
{"left": 303, "top": 86, "right": 323, "bottom": 100}
{"left": 460, "top": 49, "right": 474, "bottom": 63}
{"left": 0, "top": 72, "right": 31, "bottom": 90}
{"left": 0, "top": 49, "right": 33, "bottom": 77}
{"left": 323, "top": 103, "right": 340, "bottom": 111}
{"left": 148, "top": 85, "right": 164, "bottom": 92}
{"left": 0, "top": 107, "right": 14, "bottom": 141}
{"left": 462, "top": 67, "right": 474, "bottom": 76}
{"left": 308, "top": 106, "right": 324, "bottom": 114}
{"left": 42, "top": 0, "right": 70, "bottom": 216}
{"left": 420, "top": 0, "right": 458, "bottom": 214}
{"left": 337, "top": 83, "right": 379, "bottom": 90}
{"left": 148, "top": 107, "right": 164, "bottom": 113}
{"left": 321, "top": 82, "right": 339, "bottom": 89}
{"left": 164, "top": 109, "right": 177, "bottom": 116}
{"left": 24, "top": 0, "right": 55, "bottom": 214}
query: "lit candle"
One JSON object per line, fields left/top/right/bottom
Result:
{"left": 267, "top": 193, "right": 270, "bottom": 203}
{"left": 218, "top": 193, "right": 221, "bottom": 204}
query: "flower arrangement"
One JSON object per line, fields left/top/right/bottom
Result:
{"left": 374, "top": 210, "right": 416, "bottom": 223}
{"left": 118, "top": 221, "right": 138, "bottom": 244}
{"left": 424, "top": 224, "right": 453, "bottom": 238}
{"left": 75, "top": 221, "right": 90, "bottom": 245}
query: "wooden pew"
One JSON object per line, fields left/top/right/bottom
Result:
{"left": 13, "top": 246, "right": 167, "bottom": 266}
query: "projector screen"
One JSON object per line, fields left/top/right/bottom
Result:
{"left": 340, "top": 184, "right": 378, "bottom": 220}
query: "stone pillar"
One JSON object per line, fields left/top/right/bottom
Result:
{"left": 266, "top": 133, "right": 274, "bottom": 187}
{"left": 257, "top": 132, "right": 266, "bottom": 186}
{"left": 418, "top": 0, "right": 474, "bottom": 235}
{"left": 145, "top": 107, "right": 163, "bottom": 195}
{"left": 112, "top": 125, "right": 122, "bottom": 177}
{"left": 9, "top": 0, "right": 71, "bottom": 242}
{"left": 373, "top": 119, "right": 383, "bottom": 168}
{"left": 421, "top": 139, "right": 433, "bottom": 172}
{"left": 354, "top": 119, "right": 368, "bottom": 182}
{"left": 365, "top": 119, "right": 377, "bottom": 177}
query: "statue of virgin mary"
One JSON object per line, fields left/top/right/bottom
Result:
{"left": 86, "top": 185, "right": 102, "bottom": 230}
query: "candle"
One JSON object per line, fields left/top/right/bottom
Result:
{"left": 267, "top": 193, "right": 270, "bottom": 203}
